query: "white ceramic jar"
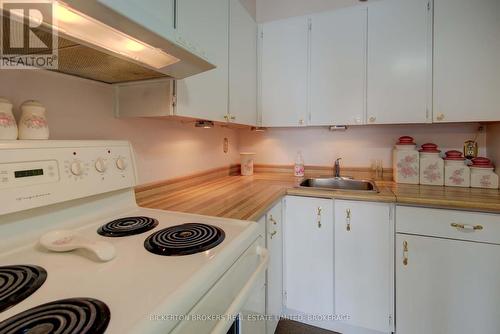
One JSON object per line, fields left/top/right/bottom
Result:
{"left": 470, "top": 157, "right": 499, "bottom": 189}
{"left": 393, "top": 136, "right": 419, "bottom": 184}
{"left": 444, "top": 150, "right": 470, "bottom": 188}
{"left": 0, "top": 98, "right": 18, "bottom": 140}
{"left": 419, "top": 143, "right": 444, "bottom": 186}
{"left": 240, "top": 152, "right": 255, "bottom": 176}
{"left": 18, "top": 100, "right": 49, "bottom": 140}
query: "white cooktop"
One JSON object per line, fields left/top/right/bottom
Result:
{"left": 0, "top": 206, "right": 260, "bottom": 334}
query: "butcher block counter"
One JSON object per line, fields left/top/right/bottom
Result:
{"left": 135, "top": 169, "right": 500, "bottom": 221}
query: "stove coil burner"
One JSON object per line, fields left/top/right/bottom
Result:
{"left": 0, "top": 265, "right": 47, "bottom": 313}
{"left": 144, "top": 223, "right": 225, "bottom": 256}
{"left": 0, "top": 298, "right": 110, "bottom": 334}
{"left": 97, "top": 216, "right": 158, "bottom": 237}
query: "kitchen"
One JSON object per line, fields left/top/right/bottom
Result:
{"left": 0, "top": 0, "right": 499, "bottom": 333}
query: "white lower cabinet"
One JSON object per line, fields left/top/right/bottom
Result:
{"left": 265, "top": 202, "right": 283, "bottom": 334}
{"left": 396, "top": 206, "right": 500, "bottom": 334}
{"left": 334, "top": 200, "right": 394, "bottom": 333}
{"left": 283, "top": 196, "right": 334, "bottom": 316}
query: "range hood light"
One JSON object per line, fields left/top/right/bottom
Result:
{"left": 52, "top": 2, "right": 179, "bottom": 69}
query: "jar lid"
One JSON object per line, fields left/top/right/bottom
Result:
{"left": 0, "top": 97, "right": 12, "bottom": 106}
{"left": 471, "top": 157, "right": 494, "bottom": 168}
{"left": 419, "top": 143, "right": 441, "bottom": 153}
{"left": 20, "top": 100, "right": 45, "bottom": 109}
{"left": 397, "top": 136, "right": 415, "bottom": 145}
{"left": 444, "top": 150, "right": 465, "bottom": 160}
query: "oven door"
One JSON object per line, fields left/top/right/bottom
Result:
{"left": 171, "top": 238, "right": 268, "bottom": 334}
{"left": 237, "top": 271, "right": 266, "bottom": 334}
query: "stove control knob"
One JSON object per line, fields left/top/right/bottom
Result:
{"left": 95, "top": 158, "right": 107, "bottom": 173}
{"left": 116, "top": 157, "right": 127, "bottom": 171}
{"left": 70, "top": 161, "right": 83, "bottom": 176}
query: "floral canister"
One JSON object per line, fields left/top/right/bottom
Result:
{"left": 0, "top": 98, "right": 18, "bottom": 140}
{"left": 444, "top": 150, "right": 470, "bottom": 188}
{"left": 470, "top": 157, "right": 499, "bottom": 189}
{"left": 419, "top": 143, "right": 444, "bottom": 186}
{"left": 392, "top": 136, "right": 419, "bottom": 184}
{"left": 240, "top": 152, "right": 255, "bottom": 176}
{"left": 18, "top": 100, "right": 49, "bottom": 140}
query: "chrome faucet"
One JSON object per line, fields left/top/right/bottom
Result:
{"left": 334, "top": 158, "right": 342, "bottom": 178}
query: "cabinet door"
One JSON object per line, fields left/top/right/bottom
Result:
{"left": 310, "top": 7, "right": 367, "bottom": 126}
{"left": 396, "top": 234, "right": 500, "bottom": 334}
{"left": 334, "top": 200, "right": 393, "bottom": 333}
{"left": 283, "top": 196, "right": 334, "bottom": 315}
{"left": 367, "top": 0, "right": 431, "bottom": 124}
{"left": 433, "top": 0, "right": 500, "bottom": 122}
{"left": 98, "top": 0, "right": 175, "bottom": 40}
{"left": 229, "top": 0, "right": 257, "bottom": 126}
{"left": 265, "top": 202, "right": 283, "bottom": 334}
{"left": 175, "top": 0, "right": 229, "bottom": 121}
{"left": 261, "top": 17, "right": 309, "bottom": 127}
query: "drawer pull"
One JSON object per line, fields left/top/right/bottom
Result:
{"left": 403, "top": 241, "right": 408, "bottom": 266}
{"left": 451, "top": 223, "right": 483, "bottom": 231}
{"left": 270, "top": 231, "right": 277, "bottom": 239}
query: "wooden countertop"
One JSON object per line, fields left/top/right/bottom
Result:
{"left": 136, "top": 172, "right": 500, "bottom": 221}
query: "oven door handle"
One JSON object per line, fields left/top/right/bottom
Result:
{"left": 211, "top": 247, "right": 269, "bottom": 334}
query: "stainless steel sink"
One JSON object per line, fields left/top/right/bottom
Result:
{"left": 299, "top": 177, "right": 379, "bottom": 193}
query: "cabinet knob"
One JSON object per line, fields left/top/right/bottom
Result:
{"left": 369, "top": 116, "right": 376, "bottom": 123}
{"left": 436, "top": 113, "right": 445, "bottom": 121}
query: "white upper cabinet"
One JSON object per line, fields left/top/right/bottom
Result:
{"left": 175, "top": 0, "right": 229, "bottom": 121}
{"left": 98, "top": 0, "right": 175, "bottom": 40}
{"left": 309, "top": 7, "right": 367, "bottom": 126}
{"left": 260, "top": 17, "right": 309, "bottom": 127}
{"left": 229, "top": 0, "right": 257, "bottom": 125}
{"left": 334, "top": 200, "right": 394, "bottom": 333}
{"left": 433, "top": 0, "right": 500, "bottom": 123}
{"left": 367, "top": 0, "right": 431, "bottom": 124}
{"left": 283, "top": 196, "right": 334, "bottom": 316}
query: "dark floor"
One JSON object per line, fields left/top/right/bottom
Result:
{"left": 275, "top": 319, "right": 340, "bottom": 334}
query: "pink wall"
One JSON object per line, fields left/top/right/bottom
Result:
{"left": 1, "top": 70, "right": 493, "bottom": 185}
{"left": 487, "top": 123, "right": 500, "bottom": 168}
{"left": 238, "top": 124, "right": 487, "bottom": 168}
{"left": 0, "top": 70, "right": 239, "bottom": 185}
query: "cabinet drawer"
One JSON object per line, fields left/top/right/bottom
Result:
{"left": 396, "top": 206, "right": 500, "bottom": 245}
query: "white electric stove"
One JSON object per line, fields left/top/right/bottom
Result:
{"left": 0, "top": 140, "right": 267, "bottom": 334}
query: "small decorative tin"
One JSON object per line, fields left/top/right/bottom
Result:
{"left": 444, "top": 150, "right": 470, "bottom": 188}
{"left": 393, "top": 136, "right": 419, "bottom": 184}
{"left": 470, "top": 157, "right": 499, "bottom": 189}
{"left": 419, "top": 143, "right": 444, "bottom": 186}
{"left": 463, "top": 140, "right": 478, "bottom": 160}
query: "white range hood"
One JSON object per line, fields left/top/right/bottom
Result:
{"left": 1, "top": 0, "right": 215, "bottom": 83}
